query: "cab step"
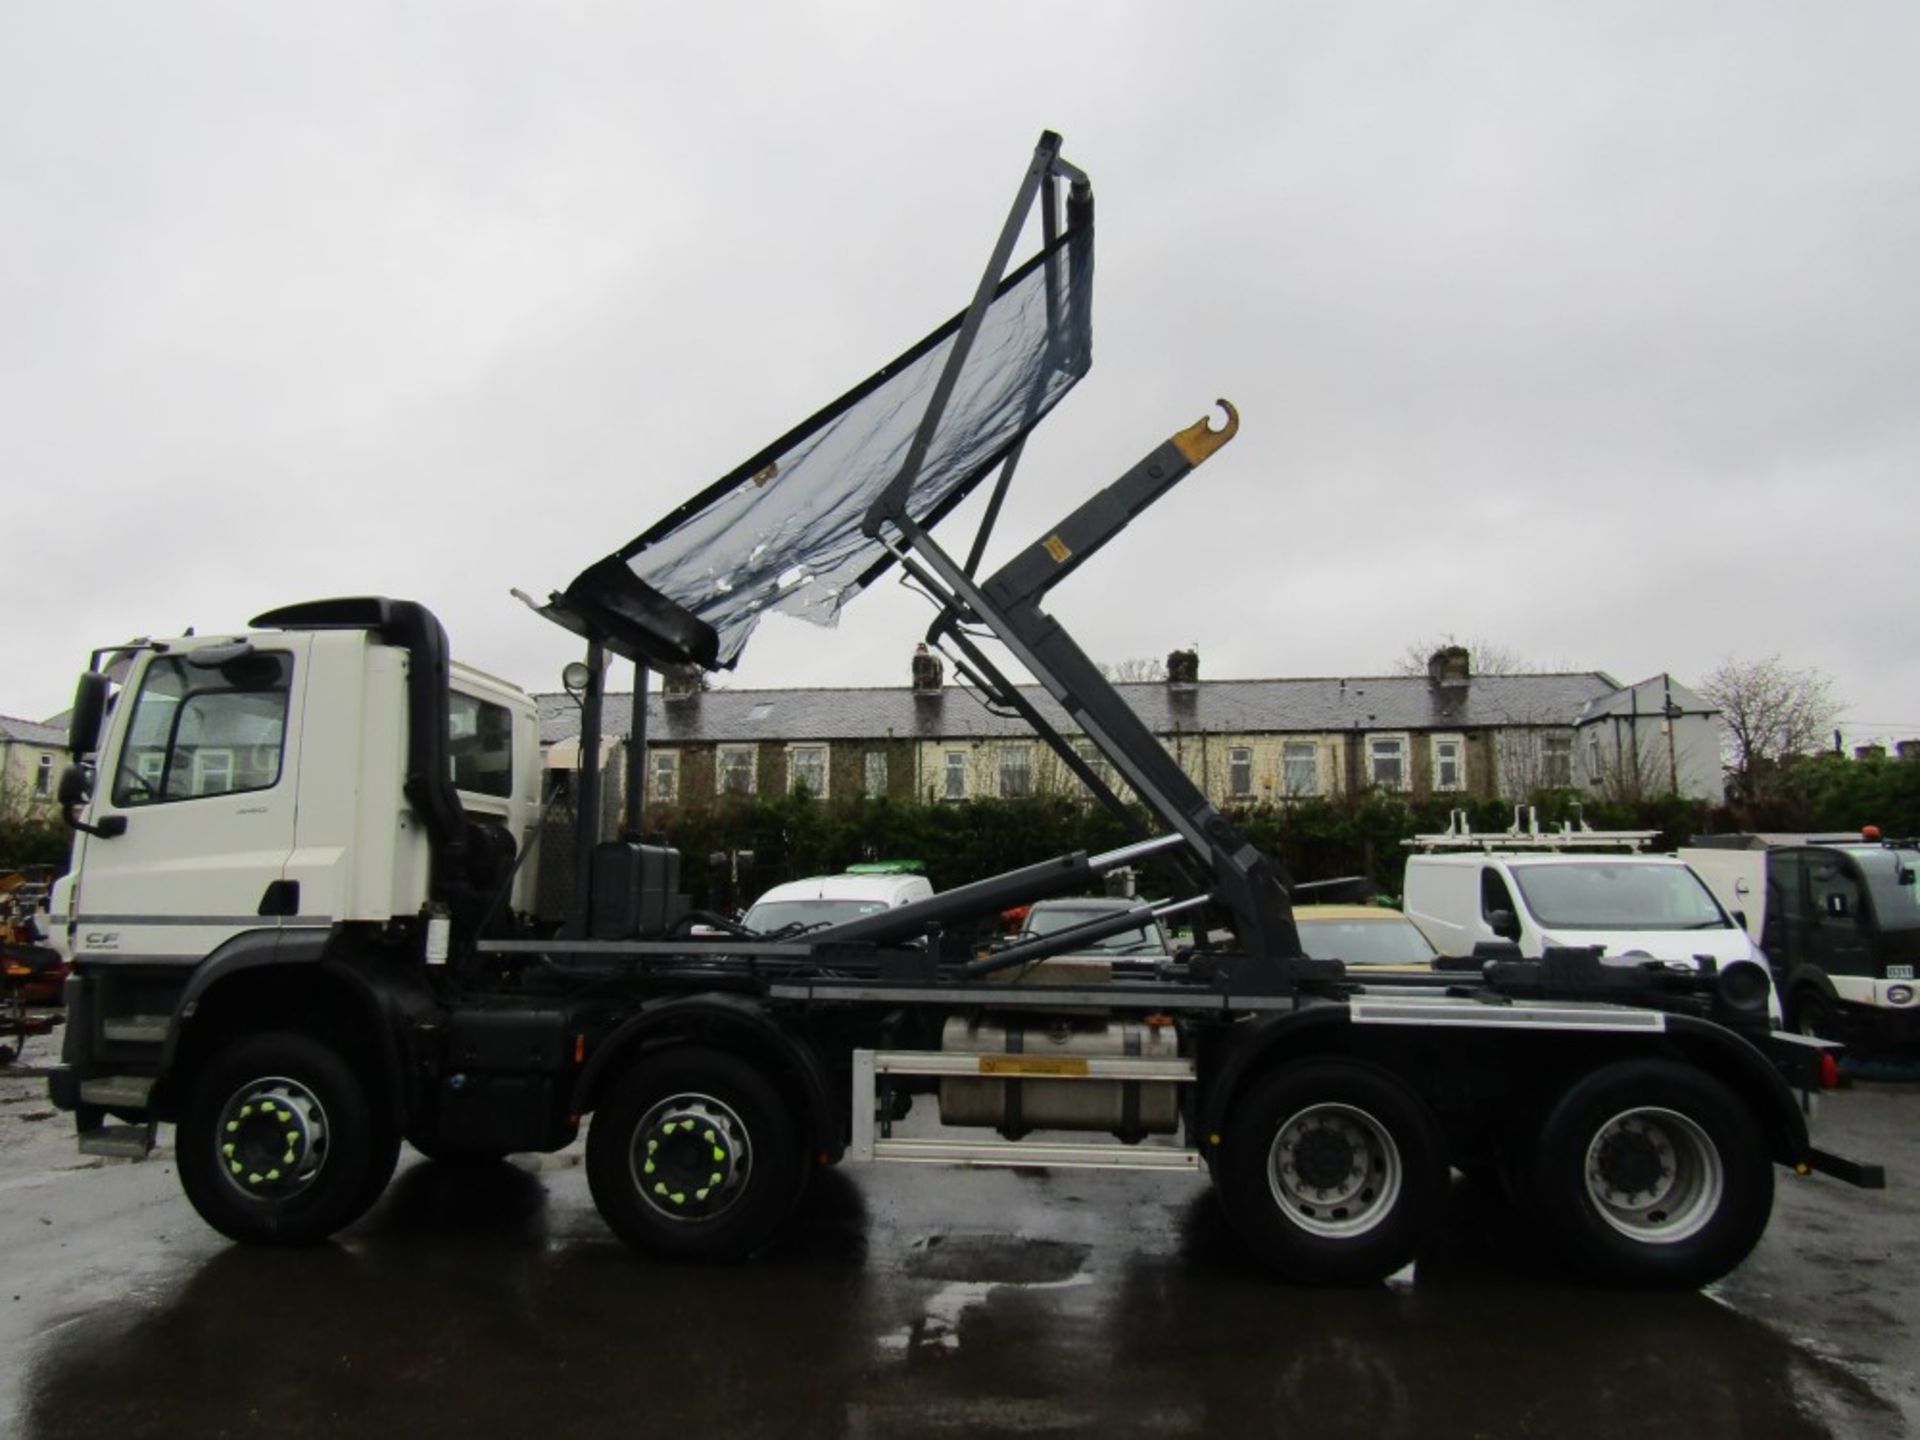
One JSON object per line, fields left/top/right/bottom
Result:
{"left": 78, "top": 1122, "right": 157, "bottom": 1160}
{"left": 102, "top": 1016, "right": 171, "bottom": 1045}
{"left": 79, "top": 1074, "right": 155, "bottom": 1110}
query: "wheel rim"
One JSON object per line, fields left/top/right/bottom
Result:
{"left": 1583, "top": 1106, "right": 1723, "bottom": 1244}
{"left": 628, "top": 1092, "right": 752, "bottom": 1222}
{"left": 214, "top": 1075, "right": 329, "bottom": 1200}
{"left": 1267, "top": 1102, "right": 1404, "bottom": 1238}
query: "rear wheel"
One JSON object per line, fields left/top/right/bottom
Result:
{"left": 1530, "top": 1059, "right": 1773, "bottom": 1289}
{"left": 177, "top": 1031, "right": 398, "bottom": 1245}
{"left": 586, "top": 1047, "right": 802, "bottom": 1261}
{"left": 1216, "top": 1058, "right": 1446, "bottom": 1285}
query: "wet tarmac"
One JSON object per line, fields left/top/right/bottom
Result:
{"left": 2, "top": 1069, "right": 1915, "bottom": 1439}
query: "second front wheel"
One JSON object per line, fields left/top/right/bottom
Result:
{"left": 586, "top": 1047, "right": 802, "bottom": 1261}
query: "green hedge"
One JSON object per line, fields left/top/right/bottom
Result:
{"left": 0, "top": 817, "right": 72, "bottom": 875}
{"left": 644, "top": 789, "right": 1727, "bottom": 910}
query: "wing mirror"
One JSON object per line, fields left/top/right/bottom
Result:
{"left": 1487, "top": 908, "right": 1522, "bottom": 942}
{"left": 67, "top": 672, "right": 110, "bottom": 757}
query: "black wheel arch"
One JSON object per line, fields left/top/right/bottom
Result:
{"left": 1662, "top": 1015, "right": 1811, "bottom": 1168}
{"left": 1194, "top": 1005, "right": 1359, "bottom": 1146}
{"left": 153, "top": 929, "right": 419, "bottom": 1129}
{"left": 573, "top": 993, "right": 839, "bottom": 1161}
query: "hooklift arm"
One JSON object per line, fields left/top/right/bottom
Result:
{"left": 866, "top": 403, "right": 1311, "bottom": 988}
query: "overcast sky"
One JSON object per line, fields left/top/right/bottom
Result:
{"left": 5, "top": 3, "right": 1916, "bottom": 750}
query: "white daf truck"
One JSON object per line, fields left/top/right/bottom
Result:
{"left": 41, "top": 133, "right": 1881, "bottom": 1290}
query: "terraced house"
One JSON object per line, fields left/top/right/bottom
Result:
{"left": 537, "top": 646, "right": 1726, "bottom": 815}
{"left": 537, "top": 648, "right": 1728, "bottom": 817}
{"left": 0, "top": 714, "right": 67, "bottom": 821}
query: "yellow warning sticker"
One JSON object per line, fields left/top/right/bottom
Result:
{"left": 979, "top": 1055, "right": 1089, "bottom": 1077}
{"left": 1042, "top": 534, "right": 1073, "bottom": 564}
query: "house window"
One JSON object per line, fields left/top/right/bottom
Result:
{"left": 1542, "top": 734, "right": 1574, "bottom": 788}
{"left": 1588, "top": 731, "right": 1603, "bottom": 787}
{"left": 1368, "top": 735, "right": 1407, "bottom": 791}
{"left": 1432, "top": 734, "right": 1464, "bottom": 792}
{"left": 192, "top": 749, "right": 235, "bottom": 795}
{"left": 35, "top": 753, "right": 53, "bottom": 795}
{"left": 1282, "top": 741, "right": 1318, "bottom": 796}
{"left": 651, "top": 749, "right": 678, "bottom": 804}
{"left": 943, "top": 750, "right": 968, "bottom": 800}
{"left": 717, "top": 745, "right": 756, "bottom": 796}
{"left": 1228, "top": 746, "right": 1253, "bottom": 799}
{"left": 789, "top": 745, "right": 827, "bottom": 798}
{"left": 1073, "top": 739, "right": 1115, "bottom": 791}
{"left": 864, "top": 750, "right": 888, "bottom": 797}
{"left": 999, "top": 745, "right": 1033, "bottom": 798}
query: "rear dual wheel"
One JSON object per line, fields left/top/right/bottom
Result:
{"left": 1527, "top": 1059, "right": 1773, "bottom": 1289}
{"left": 1217, "top": 1059, "right": 1446, "bottom": 1286}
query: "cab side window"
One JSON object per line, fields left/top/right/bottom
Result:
{"left": 1762, "top": 852, "right": 1802, "bottom": 961}
{"left": 1481, "top": 868, "right": 1518, "bottom": 921}
{"left": 112, "top": 653, "right": 293, "bottom": 807}
{"left": 449, "top": 692, "right": 515, "bottom": 799}
{"left": 1805, "top": 851, "right": 1873, "bottom": 976}
{"left": 1808, "top": 854, "right": 1865, "bottom": 924}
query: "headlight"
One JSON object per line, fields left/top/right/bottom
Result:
{"left": 1888, "top": 984, "right": 1915, "bottom": 1006}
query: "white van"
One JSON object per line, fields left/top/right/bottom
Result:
{"left": 742, "top": 867, "right": 934, "bottom": 934}
{"left": 1402, "top": 851, "right": 1768, "bottom": 979}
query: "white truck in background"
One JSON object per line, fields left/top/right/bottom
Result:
{"left": 1682, "top": 833, "right": 1920, "bottom": 1047}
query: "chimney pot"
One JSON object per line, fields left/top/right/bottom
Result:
{"left": 912, "top": 642, "right": 944, "bottom": 694}
{"left": 1167, "top": 649, "right": 1199, "bottom": 686}
{"left": 1427, "top": 646, "right": 1471, "bottom": 688}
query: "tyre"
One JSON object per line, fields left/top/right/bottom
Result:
{"left": 1529, "top": 1059, "right": 1773, "bottom": 1289}
{"left": 177, "top": 1031, "right": 398, "bottom": 1245}
{"left": 1216, "top": 1058, "right": 1446, "bottom": 1286}
{"left": 586, "top": 1047, "right": 802, "bottom": 1261}
{"left": 1789, "top": 988, "right": 1841, "bottom": 1042}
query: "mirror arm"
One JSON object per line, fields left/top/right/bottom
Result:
{"left": 62, "top": 805, "right": 126, "bottom": 839}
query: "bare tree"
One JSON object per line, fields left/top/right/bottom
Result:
{"left": 1698, "top": 656, "right": 1839, "bottom": 799}
{"left": 1097, "top": 657, "right": 1168, "bottom": 683}
{"left": 1390, "top": 635, "right": 1535, "bottom": 677}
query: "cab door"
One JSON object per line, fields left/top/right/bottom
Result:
{"left": 67, "top": 638, "right": 310, "bottom": 968}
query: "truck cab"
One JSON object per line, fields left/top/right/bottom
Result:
{"left": 50, "top": 614, "right": 543, "bottom": 971}
{"left": 1683, "top": 835, "right": 1920, "bottom": 1045}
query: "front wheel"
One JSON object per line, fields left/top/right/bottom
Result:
{"left": 1215, "top": 1058, "right": 1446, "bottom": 1285}
{"left": 586, "top": 1047, "right": 802, "bottom": 1261}
{"left": 1529, "top": 1059, "right": 1773, "bottom": 1289}
{"left": 177, "top": 1031, "right": 399, "bottom": 1245}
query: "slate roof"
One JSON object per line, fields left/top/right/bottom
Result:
{"left": 537, "top": 672, "right": 1626, "bottom": 748}
{"left": 0, "top": 714, "right": 66, "bottom": 747}
{"left": 1575, "top": 675, "right": 1717, "bottom": 722}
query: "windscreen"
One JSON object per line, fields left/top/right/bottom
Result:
{"left": 1021, "top": 904, "right": 1167, "bottom": 956}
{"left": 572, "top": 225, "right": 1093, "bottom": 668}
{"left": 1296, "top": 918, "right": 1438, "bottom": 967}
{"left": 1512, "top": 864, "right": 1731, "bottom": 931}
{"left": 743, "top": 898, "right": 891, "bottom": 934}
